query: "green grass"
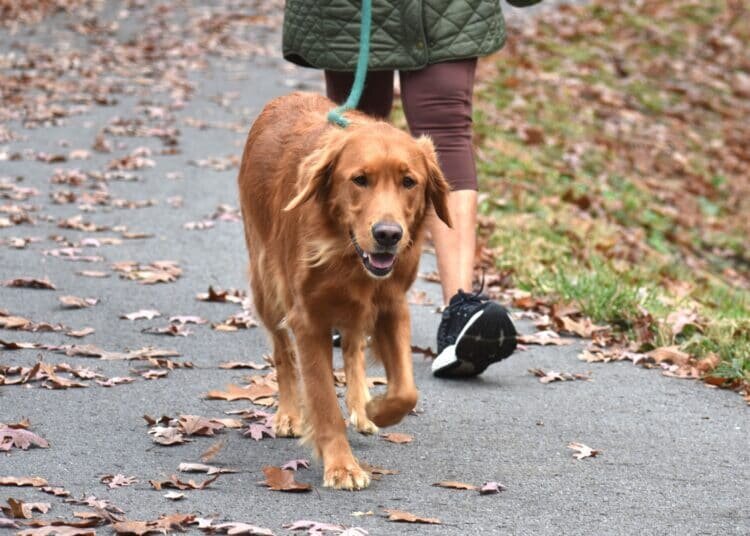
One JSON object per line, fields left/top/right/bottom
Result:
{"left": 471, "top": 1, "right": 750, "bottom": 395}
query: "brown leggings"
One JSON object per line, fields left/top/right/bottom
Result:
{"left": 325, "top": 58, "right": 478, "bottom": 191}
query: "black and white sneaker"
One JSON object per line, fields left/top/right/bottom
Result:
{"left": 432, "top": 289, "right": 517, "bottom": 378}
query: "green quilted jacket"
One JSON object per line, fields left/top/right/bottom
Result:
{"left": 283, "top": 0, "right": 542, "bottom": 71}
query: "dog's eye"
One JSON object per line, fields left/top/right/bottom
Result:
{"left": 402, "top": 176, "right": 416, "bottom": 189}
{"left": 352, "top": 175, "right": 368, "bottom": 187}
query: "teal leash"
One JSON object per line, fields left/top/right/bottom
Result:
{"left": 327, "top": 0, "right": 372, "bottom": 128}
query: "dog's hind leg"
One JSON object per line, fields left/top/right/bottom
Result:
{"left": 367, "top": 299, "right": 418, "bottom": 427}
{"left": 249, "top": 261, "right": 303, "bottom": 438}
{"left": 269, "top": 328, "right": 304, "bottom": 437}
{"left": 339, "top": 330, "right": 378, "bottom": 435}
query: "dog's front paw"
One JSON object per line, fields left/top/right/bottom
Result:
{"left": 349, "top": 410, "right": 379, "bottom": 435}
{"left": 273, "top": 411, "right": 303, "bottom": 438}
{"left": 323, "top": 462, "right": 371, "bottom": 490}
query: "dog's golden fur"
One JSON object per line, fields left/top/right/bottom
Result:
{"left": 237, "top": 92, "right": 451, "bottom": 490}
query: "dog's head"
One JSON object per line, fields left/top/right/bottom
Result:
{"left": 284, "top": 122, "right": 451, "bottom": 278}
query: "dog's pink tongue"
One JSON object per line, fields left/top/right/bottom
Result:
{"left": 370, "top": 253, "right": 395, "bottom": 269}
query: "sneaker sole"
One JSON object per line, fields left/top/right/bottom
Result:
{"left": 432, "top": 303, "right": 517, "bottom": 378}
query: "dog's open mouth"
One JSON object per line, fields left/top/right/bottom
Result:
{"left": 350, "top": 232, "right": 396, "bottom": 277}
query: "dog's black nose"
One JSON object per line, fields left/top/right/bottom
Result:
{"left": 372, "top": 222, "right": 403, "bottom": 247}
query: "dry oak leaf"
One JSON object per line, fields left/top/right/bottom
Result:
{"left": 0, "top": 477, "right": 48, "bottom": 487}
{"left": 380, "top": 432, "right": 413, "bottom": 444}
{"left": 113, "top": 514, "right": 195, "bottom": 536}
{"left": 177, "top": 463, "right": 237, "bottom": 476}
{"left": 39, "top": 486, "right": 70, "bottom": 497}
{"left": 178, "top": 415, "right": 225, "bottom": 436}
{"left": 219, "top": 361, "right": 269, "bottom": 371}
{"left": 2, "top": 278, "right": 56, "bottom": 290}
{"left": 0, "top": 339, "right": 42, "bottom": 350}
{"left": 195, "top": 286, "right": 245, "bottom": 304}
{"left": 244, "top": 423, "right": 275, "bottom": 441}
{"left": 260, "top": 466, "right": 312, "bottom": 493}
{"left": 17, "top": 528, "right": 95, "bottom": 536}
{"left": 148, "top": 426, "right": 189, "bottom": 446}
{"left": 66, "top": 328, "right": 95, "bottom": 338}
{"left": 96, "top": 377, "right": 136, "bottom": 387}
{"left": 382, "top": 509, "right": 441, "bottom": 525}
{"left": 58, "top": 296, "right": 98, "bottom": 309}
{"left": 517, "top": 331, "right": 574, "bottom": 346}
{"left": 280, "top": 459, "right": 310, "bottom": 471}
{"left": 76, "top": 270, "right": 109, "bottom": 278}
{"left": 112, "top": 261, "right": 181, "bottom": 285}
{"left": 479, "top": 481, "right": 506, "bottom": 495}
{"left": 2, "top": 498, "right": 50, "bottom": 519}
{"left": 168, "top": 315, "right": 207, "bottom": 325}
{"left": 100, "top": 475, "right": 138, "bottom": 489}
{"left": 140, "top": 369, "right": 168, "bottom": 380}
{"left": 284, "top": 520, "right": 365, "bottom": 534}
{"left": 212, "top": 522, "right": 274, "bottom": 535}
{"left": 205, "top": 384, "right": 277, "bottom": 403}
{"left": 647, "top": 346, "right": 692, "bottom": 367}
{"left": 556, "top": 316, "right": 610, "bottom": 338}
{"left": 0, "top": 426, "right": 49, "bottom": 451}
{"left": 568, "top": 442, "right": 600, "bottom": 460}
{"left": 529, "top": 368, "right": 591, "bottom": 384}
{"left": 148, "top": 475, "right": 218, "bottom": 491}
{"left": 142, "top": 324, "right": 191, "bottom": 337}
{"left": 120, "top": 310, "right": 161, "bottom": 321}
{"left": 432, "top": 481, "right": 477, "bottom": 491}
{"left": 0, "top": 517, "right": 18, "bottom": 529}
{"left": 359, "top": 462, "right": 398, "bottom": 481}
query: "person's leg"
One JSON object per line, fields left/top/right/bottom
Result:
{"left": 400, "top": 59, "right": 478, "bottom": 305}
{"left": 400, "top": 59, "right": 516, "bottom": 378}
{"left": 324, "top": 70, "right": 394, "bottom": 120}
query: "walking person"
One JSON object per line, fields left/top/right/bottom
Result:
{"left": 282, "top": 0, "right": 541, "bottom": 378}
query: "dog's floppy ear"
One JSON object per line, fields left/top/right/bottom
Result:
{"left": 284, "top": 131, "right": 346, "bottom": 212}
{"left": 417, "top": 136, "right": 452, "bottom": 228}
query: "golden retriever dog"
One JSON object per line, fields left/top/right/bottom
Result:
{"left": 237, "top": 92, "right": 451, "bottom": 490}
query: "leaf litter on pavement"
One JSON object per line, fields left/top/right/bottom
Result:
{"left": 5, "top": 1, "right": 746, "bottom": 534}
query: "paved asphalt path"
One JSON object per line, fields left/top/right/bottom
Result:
{"left": 1, "top": 3, "right": 748, "bottom": 535}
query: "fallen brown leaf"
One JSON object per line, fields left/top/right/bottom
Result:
{"left": 148, "top": 475, "right": 218, "bottom": 491}
{"left": 2, "top": 277, "right": 55, "bottom": 290}
{"left": 479, "top": 481, "right": 506, "bottom": 495}
{"left": 218, "top": 361, "right": 270, "bottom": 370}
{"left": 529, "top": 368, "right": 591, "bottom": 384}
{"left": 59, "top": 296, "right": 98, "bottom": 309}
{"left": 259, "top": 466, "right": 311, "bottom": 492}
{"left": 0, "top": 426, "right": 49, "bottom": 451}
{"left": 178, "top": 463, "right": 237, "bottom": 476}
{"left": 66, "top": 327, "right": 95, "bottom": 338}
{"left": 100, "top": 475, "right": 138, "bottom": 489}
{"left": 0, "top": 477, "right": 48, "bottom": 487}
{"left": 205, "top": 383, "right": 277, "bottom": 403}
{"left": 212, "top": 522, "right": 273, "bottom": 535}
{"left": 380, "top": 432, "right": 413, "bottom": 444}
{"left": 383, "top": 509, "right": 441, "bottom": 525}
{"left": 2, "top": 498, "right": 50, "bottom": 519}
{"left": 178, "top": 415, "right": 225, "bottom": 436}
{"left": 432, "top": 481, "right": 477, "bottom": 490}
{"left": 568, "top": 442, "right": 600, "bottom": 460}
{"left": 518, "top": 331, "right": 574, "bottom": 346}
{"left": 120, "top": 310, "right": 161, "bottom": 321}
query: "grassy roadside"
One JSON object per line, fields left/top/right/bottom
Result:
{"left": 472, "top": 1, "right": 749, "bottom": 401}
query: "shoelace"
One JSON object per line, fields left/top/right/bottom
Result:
{"left": 452, "top": 270, "right": 490, "bottom": 308}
